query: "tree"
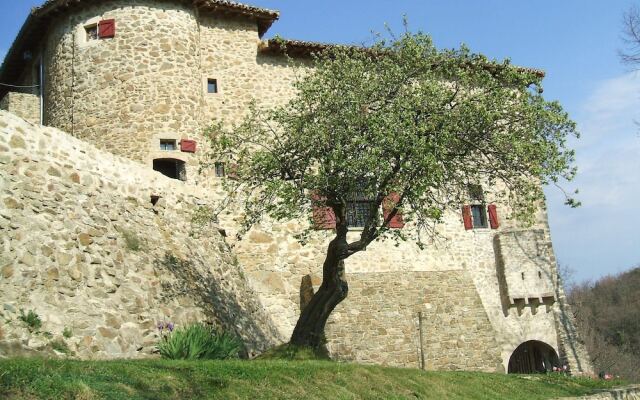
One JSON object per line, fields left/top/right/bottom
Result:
{"left": 206, "top": 32, "right": 578, "bottom": 349}
{"left": 620, "top": 5, "right": 640, "bottom": 66}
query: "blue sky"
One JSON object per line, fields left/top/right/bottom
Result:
{"left": 1, "top": 1, "right": 638, "bottom": 283}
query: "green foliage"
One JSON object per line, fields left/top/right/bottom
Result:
{"left": 0, "top": 358, "right": 627, "bottom": 400}
{"left": 205, "top": 30, "right": 579, "bottom": 249}
{"left": 50, "top": 339, "right": 70, "bottom": 354}
{"left": 157, "top": 323, "right": 242, "bottom": 360}
{"left": 62, "top": 327, "right": 72, "bottom": 339}
{"left": 122, "top": 229, "right": 141, "bottom": 251}
{"left": 18, "top": 309, "right": 42, "bottom": 332}
{"left": 569, "top": 265, "right": 640, "bottom": 381}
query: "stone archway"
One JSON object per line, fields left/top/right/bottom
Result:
{"left": 153, "top": 158, "right": 186, "bottom": 181}
{"left": 508, "top": 340, "right": 559, "bottom": 374}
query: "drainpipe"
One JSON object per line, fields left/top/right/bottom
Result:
{"left": 39, "top": 57, "right": 44, "bottom": 125}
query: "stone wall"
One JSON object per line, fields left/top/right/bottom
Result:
{"left": 0, "top": 92, "right": 40, "bottom": 125}
{"left": 556, "top": 386, "right": 640, "bottom": 400}
{"left": 0, "top": 111, "right": 281, "bottom": 359}
{"left": 325, "top": 270, "right": 504, "bottom": 371}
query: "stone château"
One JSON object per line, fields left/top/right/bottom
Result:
{"left": 0, "top": 0, "right": 593, "bottom": 374}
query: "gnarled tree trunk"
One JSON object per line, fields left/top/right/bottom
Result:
{"left": 290, "top": 224, "right": 349, "bottom": 348}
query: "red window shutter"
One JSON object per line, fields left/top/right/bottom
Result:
{"left": 227, "top": 163, "right": 239, "bottom": 180}
{"left": 488, "top": 204, "right": 499, "bottom": 229}
{"left": 180, "top": 139, "right": 197, "bottom": 153}
{"left": 383, "top": 192, "right": 405, "bottom": 229}
{"left": 311, "top": 193, "right": 336, "bottom": 230}
{"left": 462, "top": 205, "right": 473, "bottom": 230}
{"left": 98, "top": 19, "right": 116, "bottom": 39}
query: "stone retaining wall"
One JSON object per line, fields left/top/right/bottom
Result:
{"left": 556, "top": 386, "right": 640, "bottom": 400}
{"left": 0, "top": 111, "right": 281, "bottom": 359}
{"left": 0, "top": 92, "right": 40, "bottom": 125}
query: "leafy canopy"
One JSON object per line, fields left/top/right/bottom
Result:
{"left": 205, "top": 32, "right": 578, "bottom": 249}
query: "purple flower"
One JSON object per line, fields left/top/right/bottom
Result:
{"left": 167, "top": 323, "right": 174, "bottom": 332}
{"left": 157, "top": 322, "right": 165, "bottom": 331}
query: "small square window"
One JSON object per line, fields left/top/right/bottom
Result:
{"left": 471, "top": 205, "right": 488, "bottom": 229}
{"left": 215, "top": 162, "right": 226, "bottom": 177}
{"left": 207, "top": 79, "right": 218, "bottom": 94}
{"left": 160, "top": 139, "right": 176, "bottom": 151}
{"left": 85, "top": 24, "right": 98, "bottom": 41}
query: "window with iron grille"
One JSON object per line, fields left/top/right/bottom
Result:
{"left": 346, "top": 201, "right": 373, "bottom": 227}
{"left": 346, "top": 189, "right": 375, "bottom": 228}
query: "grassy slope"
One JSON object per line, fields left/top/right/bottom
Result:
{"left": 0, "top": 358, "right": 624, "bottom": 400}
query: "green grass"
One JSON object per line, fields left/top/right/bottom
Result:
{"left": 0, "top": 358, "right": 626, "bottom": 400}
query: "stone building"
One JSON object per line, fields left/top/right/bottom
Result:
{"left": 0, "top": 0, "right": 593, "bottom": 374}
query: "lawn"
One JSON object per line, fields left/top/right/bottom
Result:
{"left": 0, "top": 358, "right": 625, "bottom": 400}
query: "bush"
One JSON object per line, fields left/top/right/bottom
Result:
{"left": 122, "top": 229, "right": 141, "bottom": 251}
{"left": 19, "top": 309, "right": 42, "bottom": 332}
{"left": 63, "top": 327, "right": 73, "bottom": 339}
{"left": 50, "top": 339, "right": 70, "bottom": 354}
{"left": 158, "top": 323, "right": 242, "bottom": 360}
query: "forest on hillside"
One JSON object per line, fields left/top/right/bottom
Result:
{"left": 567, "top": 266, "right": 640, "bottom": 382}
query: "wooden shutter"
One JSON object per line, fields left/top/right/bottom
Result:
{"left": 180, "top": 139, "right": 197, "bottom": 153}
{"left": 98, "top": 19, "right": 116, "bottom": 39}
{"left": 311, "top": 193, "right": 336, "bottom": 230}
{"left": 462, "top": 205, "right": 473, "bottom": 230}
{"left": 488, "top": 204, "right": 499, "bottom": 229}
{"left": 383, "top": 192, "right": 405, "bottom": 229}
{"left": 227, "top": 163, "right": 239, "bottom": 180}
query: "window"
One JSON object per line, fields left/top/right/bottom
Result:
{"left": 82, "top": 19, "right": 115, "bottom": 44}
{"left": 215, "top": 162, "right": 226, "bottom": 177}
{"left": 462, "top": 184, "right": 496, "bottom": 230}
{"left": 346, "top": 190, "right": 374, "bottom": 228}
{"left": 207, "top": 79, "right": 218, "bottom": 94}
{"left": 160, "top": 139, "right": 176, "bottom": 151}
{"left": 153, "top": 158, "right": 186, "bottom": 181}
{"left": 85, "top": 24, "right": 98, "bottom": 41}
{"left": 471, "top": 205, "right": 488, "bottom": 229}
{"left": 346, "top": 201, "right": 374, "bottom": 228}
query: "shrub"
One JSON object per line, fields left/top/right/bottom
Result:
{"left": 157, "top": 323, "right": 242, "bottom": 360}
{"left": 63, "top": 327, "right": 73, "bottom": 339}
{"left": 19, "top": 309, "right": 42, "bottom": 332}
{"left": 122, "top": 229, "right": 141, "bottom": 251}
{"left": 50, "top": 339, "right": 70, "bottom": 354}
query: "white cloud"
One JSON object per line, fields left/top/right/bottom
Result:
{"left": 546, "top": 72, "right": 640, "bottom": 282}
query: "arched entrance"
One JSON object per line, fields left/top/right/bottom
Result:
{"left": 508, "top": 341, "right": 559, "bottom": 374}
{"left": 153, "top": 158, "right": 186, "bottom": 181}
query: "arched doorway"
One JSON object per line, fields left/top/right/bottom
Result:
{"left": 508, "top": 341, "right": 559, "bottom": 373}
{"left": 153, "top": 158, "right": 186, "bottom": 181}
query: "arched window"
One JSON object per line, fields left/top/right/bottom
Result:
{"left": 153, "top": 158, "right": 186, "bottom": 181}
{"left": 508, "top": 340, "right": 559, "bottom": 374}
